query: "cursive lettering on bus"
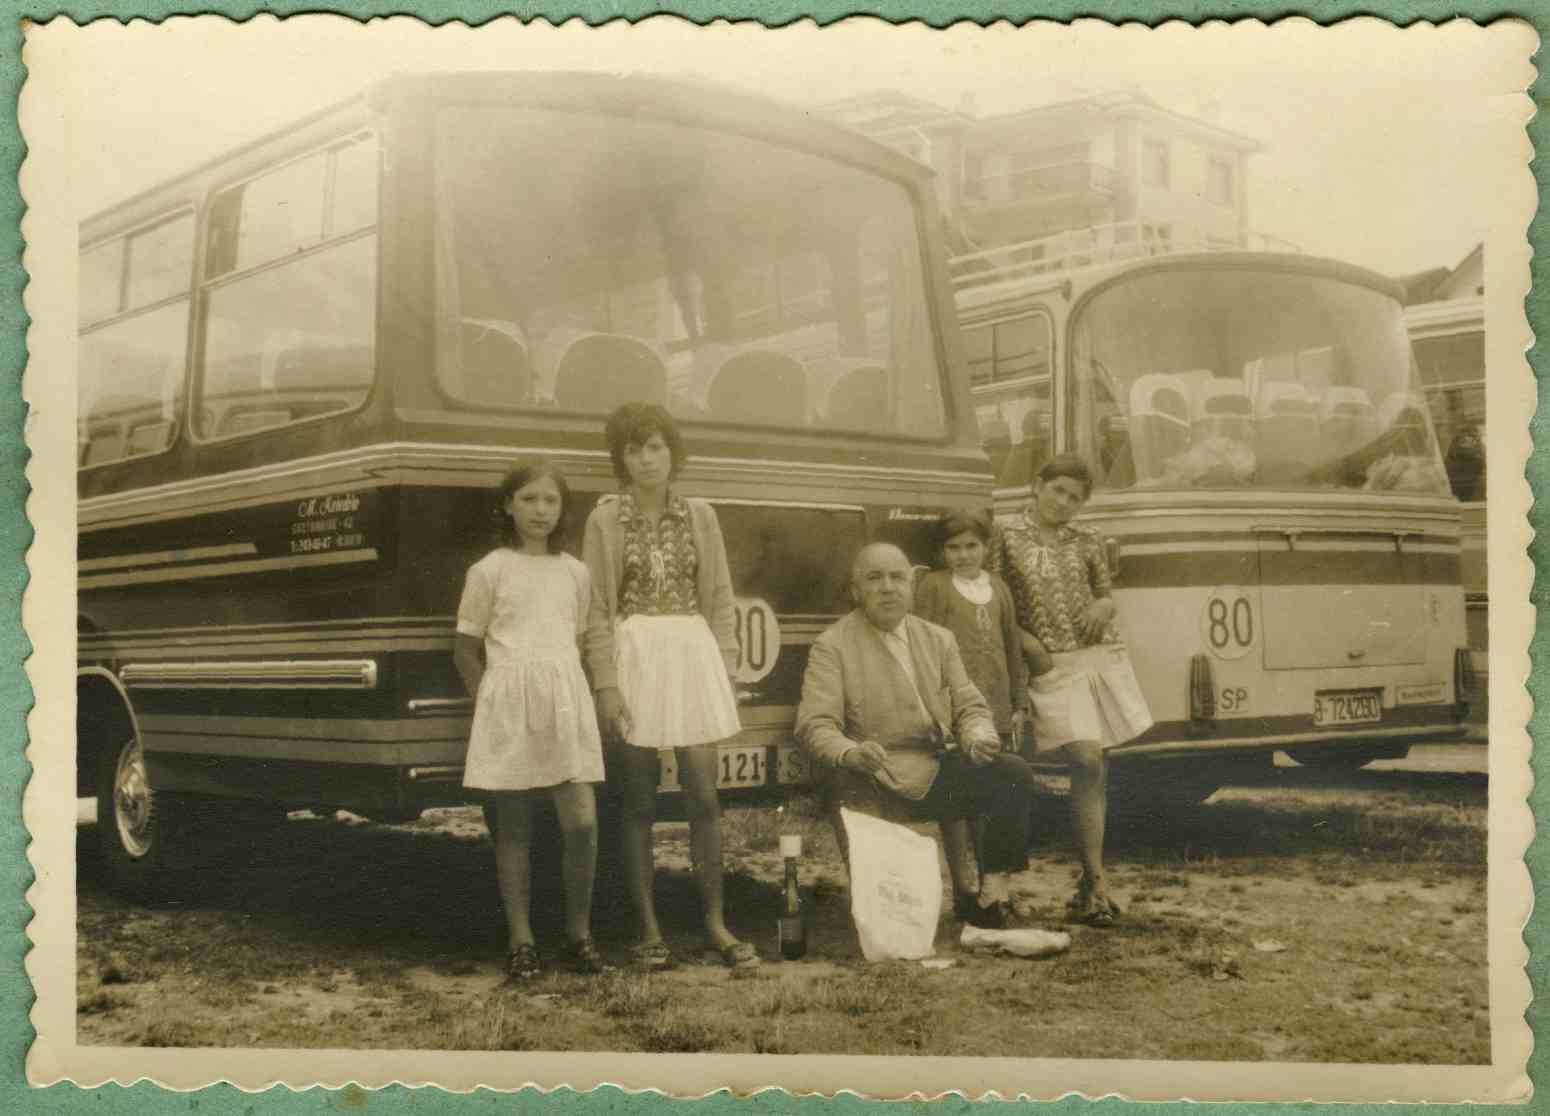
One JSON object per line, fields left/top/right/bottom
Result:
{"left": 297, "top": 493, "right": 362, "bottom": 519}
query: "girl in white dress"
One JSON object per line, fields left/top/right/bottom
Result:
{"left": 454, "top": 461, "right": 608, "bottom": 981}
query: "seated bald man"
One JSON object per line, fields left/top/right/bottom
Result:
{"left": 796, "top": 541, "right": 1037, "bottom": 927}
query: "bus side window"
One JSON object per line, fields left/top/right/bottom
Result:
{"left": 197, "top": 136, "right": 379, "bottom": 441}
{"left": 78, "top": 212, "right": 194, "bottom": 468}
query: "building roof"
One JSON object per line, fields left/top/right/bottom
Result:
{"left": 1399, "top": 242, "right": 1484, "bottom": 305}
{"left": 817, "top": 87, "right": 1263, "bottom": 154}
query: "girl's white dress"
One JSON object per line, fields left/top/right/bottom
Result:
{"left": 457, "top": 550, "right": 604, "bottom": 791}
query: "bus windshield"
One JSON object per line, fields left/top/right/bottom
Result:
{"left": 433, "top": 107, "right": 946, "bottom": 438}
{"left": 1070, "top": 267, "right": 1449, "bottom": 495}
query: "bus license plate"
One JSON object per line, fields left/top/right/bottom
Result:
{"left": 1313, "top": 689, "right": 1383, "bottom": 727}
{"left": 716, "top": 746, "right": 767, "bottom": 789}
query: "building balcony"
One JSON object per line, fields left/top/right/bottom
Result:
{"left": 949, "top": 221, "right": 1301, "bottom": 291}
{"left": 962, "top": 161, "right": 1120, "bottom": 207}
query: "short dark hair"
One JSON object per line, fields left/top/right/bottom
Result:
{"left": 497, "top": 459, "right": 572, "bottom": 553}
{"left": 937, "top": 509, "right": 991, "bottom": 548}
{"left": 1036, "top": 453, "right": 1094, "bottom": 499}
{"left": 604, "top": 402, "right": 686, "bottom": 486}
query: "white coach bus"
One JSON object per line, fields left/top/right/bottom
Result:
{"left": 953, "top": 236, "right": 1474, "bottom": 804}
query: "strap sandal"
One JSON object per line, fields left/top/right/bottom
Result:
{"left": 562, "top": 938, "right": 614, "bottom": 975}
{"left": 719, "top": 941, "right": 762, "bottom": 971}
{"left": 629, "top": 941, "right": 676, "bottom": 973}
{"left": 504, "top": 943, "right": 543, "bottom": 983}
{"left": 1065, "top": 876, "right": 1119, "bottom": 929}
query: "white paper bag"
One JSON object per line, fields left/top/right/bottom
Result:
{"left": 841, "top": 807, "right": 942, "bottom": 961}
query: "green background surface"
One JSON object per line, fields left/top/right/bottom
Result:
{"left": 1, "top": 0, "right": 1541, "bottom": 1110}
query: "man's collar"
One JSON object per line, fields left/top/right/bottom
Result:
{"left": 863, "top": 613, "right": 909, "bottom": 639}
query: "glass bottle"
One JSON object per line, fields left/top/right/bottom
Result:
{"left": 777, "top": 834, "right": 807, "bottom": 960}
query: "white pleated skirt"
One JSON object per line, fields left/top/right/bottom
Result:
{"left": 1027, "top": 643, "right": 1154, "bottom": 753}
{"left": 615, "top": 614, "right": 742, "bottom": 751}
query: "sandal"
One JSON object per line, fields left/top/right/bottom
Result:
{"left": 504, "top": 943, "right": 543, "bottom": 983}
{"left": 719, "top": 941, "right": 762, "bottom": 972}
{"left": 629, "top": 941, "right": 676, "bottom": 973}
{"left": 1065, "top": 875, "right": 1120, "bottom": 929}
{"left": 562, "top": 938, "right": 614, "bottom": 975}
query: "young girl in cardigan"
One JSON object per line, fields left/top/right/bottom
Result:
{"left": 583, "top": 403, "right": 759, "bottom": 972}
{"left": 454, "top": 461, "right": 609, "bottom": 981}
{"left": 914, "top": 509, "right": 1030, "bottom": 925}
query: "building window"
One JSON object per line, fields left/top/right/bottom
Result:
{"left": 1208, "top": 159, "right": 1234, "bottom": 207}
{"left": 1143, "top": 139, "right": 1170, "bottom": 189}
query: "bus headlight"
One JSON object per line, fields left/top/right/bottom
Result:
{"left": 1189, "top": 652, "right": 1216, "bottom": 733}
{"left": 1454, "top": 647, "right": 1477, "bottom": 719}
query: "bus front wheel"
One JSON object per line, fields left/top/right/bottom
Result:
{"left": 94, "top": 733, "right": 201, "bottom": 900}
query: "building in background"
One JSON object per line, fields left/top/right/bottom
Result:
{"left": 819, "top": 89, "right": 1277, "bottom": 276}
{"left": 820, "top": 88, "right": 1277, "bottom": 487}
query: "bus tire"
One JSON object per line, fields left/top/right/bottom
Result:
{"left": 1288, "top": 745, "right": 1409, "bottom": 771}
{"left": 93, "top": 732, "right": 203, "bottom": 901}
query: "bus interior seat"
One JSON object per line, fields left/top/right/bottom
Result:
{"left": 554, "top": 334, "right": 667, "bottom": 412}
{"left": 459, "top": 320, "right": 531, "bottom": 407}
{"left": 125, "top": 420, "right": 174, "bottom": 457}
{"left": 978, "top": 413, "right": 1012, "bottom": 480}
{"left": 220, "top": 409, "right": 294, "bottom": 437}
{"left": 996, "top": 409, "right": 1051, "bottom": 488}
{"left": 825, "top": 365, "right": 890, "bottom": 433}
{"left": 80, "top": 395, "right": 158, "bottom": 466}
{"left": 81, "top": 424, "right": 128, "bottom": 467}
{"left": 707, "top": 351, "right": 807, "bottom": 426}
{"left": 1190, "top": 378, "right": 1254, "bottom": 444}
{"left": 1319, "top": 386, "right": 1379, "bottom": 459}
{"left": 1378, "top": 391, "right": 1433, "bottom": 457}
{"left": 1253, "top": 382, "right": 1320, "bottom": 485}
{"left": 1127, "top": 373, "right": 1192, "bottom": 480}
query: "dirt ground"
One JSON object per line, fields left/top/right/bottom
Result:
{"left": 76, "top": 749, "right": 1489, "bottom": 1063}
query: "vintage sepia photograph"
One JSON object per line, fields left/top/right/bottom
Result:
{"left": 19, "top": 14, "right": 1536, "bottom": 1101}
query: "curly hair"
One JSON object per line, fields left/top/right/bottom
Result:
{"left": 496, "top": 459, "right": 572, "bottom": 553}
{"left": 1036, "top": 453, "right": 1094, "bottom": 499}
{"left": 603, "top": 402, "right": 686, "bottom": 486}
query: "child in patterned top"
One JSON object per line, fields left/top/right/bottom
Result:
{"left": 453, "top": 461, "right": 609, "bottom": 982}
{"left": 582, "top": 403, "right": 759, "bottom": 973}
{"left": 990, "top": 453, "right": 1147, "bottom": 928}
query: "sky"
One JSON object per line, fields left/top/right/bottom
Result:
{"left": 46, "top": 15, "right": 1534, "bottom": 278}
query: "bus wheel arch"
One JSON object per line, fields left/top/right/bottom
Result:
{"left": 78, "top": 667, "right": 192, "bottom": 899}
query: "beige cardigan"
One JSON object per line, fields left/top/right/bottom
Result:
{"left": 581, "top": 493, "right": 739, "bottom": 692}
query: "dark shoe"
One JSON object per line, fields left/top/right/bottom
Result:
{"left": 504, "top": 943, "right": 543, "bottom": 983}
{"left": 562, "top": 938, "right": 614, "bottom": 975}
{"left": 954, "top": 893, "right": 1009, "bottom": 929}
